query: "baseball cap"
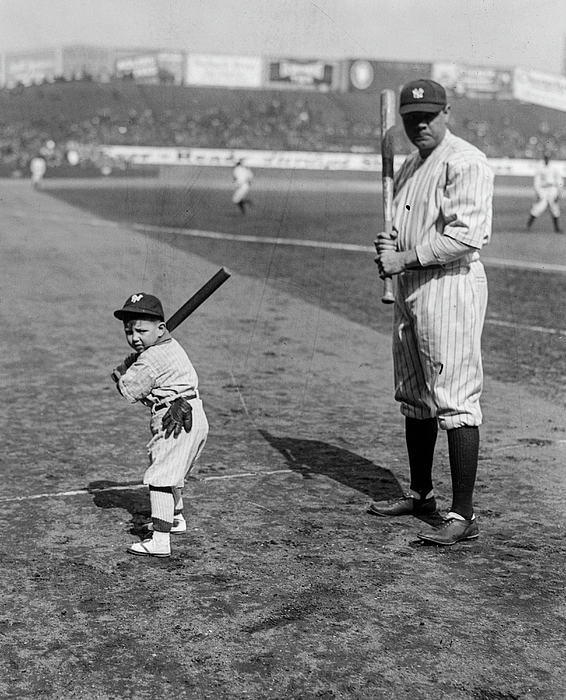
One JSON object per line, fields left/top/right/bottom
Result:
{"left": 399, "top": 79, "right": 447, "bottom": 115}
{"left": 114, "top": 293, "right": 164, "bottom": 321}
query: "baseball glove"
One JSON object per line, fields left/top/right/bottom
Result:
{"left": 162, "top": 397, "right": 193, "bottom": 439}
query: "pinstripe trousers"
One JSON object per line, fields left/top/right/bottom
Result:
{"left": 144, "top": 398, "right": 209, "bottom": 487}
{"left": 393, "top": 260, "right": 488, "bottom": 431}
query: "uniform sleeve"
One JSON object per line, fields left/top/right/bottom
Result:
{"left": 117, "top": 356, "right": 158, "bottom": 404}
{"left": 114, "top": 352, "right": 139, "bottom": 377}
{"left": 416, "top": 234, "right": 478, "bottom": 267}
{"left": 441, "top": 158, "right": 494, "bottom": 248}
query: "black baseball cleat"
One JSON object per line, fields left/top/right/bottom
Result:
{"left": 367, "top": 493, "right": 437, "bottom": 517}
{"left": 417, "top": 516, "right": 479, "bottom": 545}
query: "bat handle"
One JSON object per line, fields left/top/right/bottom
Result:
{"left": 380, "top": 219, "right": 396, "bottom": 305}
{"left": 382, "top": 277, "right": 395, "bottom": 304}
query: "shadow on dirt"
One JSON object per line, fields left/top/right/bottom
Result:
{"left": 259, "top": 429, "right": 400, "bottom": 501}
{"left": 87, "top": 480, "right": 150, "bottom": 534}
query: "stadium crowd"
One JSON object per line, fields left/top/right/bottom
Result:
{"left": 0, "top": 82, "right": 564, "bottom": 174}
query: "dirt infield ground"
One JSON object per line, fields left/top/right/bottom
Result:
{"left": 1, "top": 177, "right": 565, "bottom": 700}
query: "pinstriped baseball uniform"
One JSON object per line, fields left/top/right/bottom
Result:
{"left": 118, "top": 337, "right": 208, "bottom": 487}
{"left": 391, "top": 129, "right": 494, "bottom": 430}
{"left": 232, "top": 162, "right": 253, "bottom": 204}
{"left": 530, "top": 160, "right": 563, "bottom": 219}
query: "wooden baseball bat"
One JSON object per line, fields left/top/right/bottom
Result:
{"left": 380, "top": 89, "right": 396, "bottom": 305}
{"left": 111, "top": 269, "right": 231, "bottom": 383}
{"left": 166, "top": 267, "right": 231, "bottom": 331}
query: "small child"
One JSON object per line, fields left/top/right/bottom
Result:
{"left": 112, "top": 292, "right": 209, "bottom": 558}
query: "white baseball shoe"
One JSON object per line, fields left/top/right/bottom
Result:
{"left": 141, "top": 515, "right": 187, "bottom": 534}
{"left": 127, "top": 536, "right": 171, "bottom": 558}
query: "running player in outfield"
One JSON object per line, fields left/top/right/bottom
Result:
{"left": 232, "top": 158, "right": 254, "bottom": 215}
{"left": 30, "top": 155, "right": 47, "bottom": 189}
{"left": 112, "top": 293, "right": 209, "bottom": 558}
{"left": 371, "top": 79, "right": 494, "bottom": 545}
{"left": 527, "top": 150, "right": 564, "bottom": 233}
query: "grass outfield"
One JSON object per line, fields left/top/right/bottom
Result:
{"left": 44, "top": 170, "right": 566, "bottom": 407}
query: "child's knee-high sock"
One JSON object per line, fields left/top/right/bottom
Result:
{"left": 149, "top": 486, "right": 174, "bottom": 532}
{"left": 172, "top": 486, "right": 184, "bottom": 517}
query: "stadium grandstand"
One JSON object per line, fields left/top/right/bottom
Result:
{"left": 0, "top": 44, "right": 565, "bottom": 177}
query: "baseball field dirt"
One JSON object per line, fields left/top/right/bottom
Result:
{"left": 1, "top": 178, "right": 565, "bottom": 700}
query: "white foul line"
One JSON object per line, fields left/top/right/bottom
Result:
{"left": 9, "top": 212, "right": 566, "bottom": 335}
{"left": 480, "top": 256, "right": 566, "bottom": 274}
{"left": 485, "top": 319, "right": 565, "bottom": 336}
{"left": 0, "top": 469, "right": 296, "bottom": 504}
{"left": 10, "top": 211, "right": 566, "bottom": 273}
{"left": 131, "top": 222, "right": 373, "bottom": 252}
{"left": 131, "top": 222, "right": 566, "bottom": 336}
{"left": 129, "top": 222, "right": 566, "bottom": 274}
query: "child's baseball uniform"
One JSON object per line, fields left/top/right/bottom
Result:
{"left": 113, "top": 293, "right": 208, "bottom": 557}
{"left": 117, "top": 337, "right": 208, "bottom": 489}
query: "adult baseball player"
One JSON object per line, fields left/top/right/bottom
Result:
{"left": 527, "top": 150, "right": 564, "bottom": 233}
{"left": 112, "top": 293, "right": 209, "bottom": 557}
{"left": 232, "top": 158, "right": 253, "bottom": 215}
{"left": 30, "top": 155, "right": 47, "bottom": 189}
{"left": 369, "top": 79, "right": 494, "bottom": 546}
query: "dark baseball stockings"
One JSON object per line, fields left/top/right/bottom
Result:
{"left": 447, "top": 426, "right": 479, "bottom": 519}
{"left": 407, "top": 419, "right": 479, "bottom": 519}
{"left": 406, "top": 417, "right": 437, "bottom": 499}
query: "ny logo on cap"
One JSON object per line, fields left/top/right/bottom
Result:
{"left": 130, "top": 294, "right": 144, "bottom": 303}
{"left": 412, "top": 88, "right": 424, "bottom": 99}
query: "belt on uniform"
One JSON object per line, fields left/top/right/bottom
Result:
{"left": 405, "top": 264, "right": 443, "bottom": 271}
{"left": 153, "top": 392, "right": 198, "bottom": 412}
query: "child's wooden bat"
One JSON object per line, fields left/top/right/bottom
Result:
{"left": 166, "top": 267, "right": 231, "bottom": 331}
{"left": 111, "top": 268, "right": 231, "bottom": 383}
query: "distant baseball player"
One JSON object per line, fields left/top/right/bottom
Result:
{"left": 29, "top": 155, "right": 47, "bottom": 189}
{"left": 527, "top": 150, "right": 564, "bottom": 233}
{"left": 232, "top": 158, "right": 253, "bottom": 215}
{"left": 112, "top": 293, "right": 209, "bottom": 558}
{"left": 370, "top": 79, "right": 494, "bottom": 546}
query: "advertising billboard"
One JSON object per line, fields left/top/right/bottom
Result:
{"left": 266, "top": 59, "right": 336, "bottom": 91}
{"left": 61, "top": 45, "right": 113, "bottom": 82}
{"left": 186, "top": 54, "right": 263, "bottom": 88}
{"left": 432, "top": 62, "right": 513, "bottom": 99}
{"left": 4, "top": 49, "right": 59, "bottom": 87}
{"left": 513, "top": 67, "right": 566, "bottom": 112}
{"left": 343, "top": 59, "right": 432, "bottom": 93}
{"left": 155, "top": 53, "right": 184, "bottom": 84}
{"left": 115, "top": 54, "right": 159, "bottom": 81}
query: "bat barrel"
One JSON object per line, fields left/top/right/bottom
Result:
{"left": 166, "top": 267, "right": 232, "bottom": 332}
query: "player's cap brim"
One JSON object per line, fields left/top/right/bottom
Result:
{"left": 399, "top": 103, "right": 446, "bottom": 115}
{"left": 114, "top": 307, "right": 164, "bottom": 321}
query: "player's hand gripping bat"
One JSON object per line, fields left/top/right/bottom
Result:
{"left": 111, "top": 267, "right": 231, "bottom": 383}
{"left": 379, "top": 89, "right": 396, "bottom": 304}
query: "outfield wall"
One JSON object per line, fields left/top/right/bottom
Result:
{"left": 97, "top": 145, "right": 566, "bottom": 176}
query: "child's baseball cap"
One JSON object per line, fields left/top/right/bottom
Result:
{"left": 399, "top": 79, "right": 447, "bottom": 115}
{"left": 114, "top": 293, "right": 165, "bottom": 321}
